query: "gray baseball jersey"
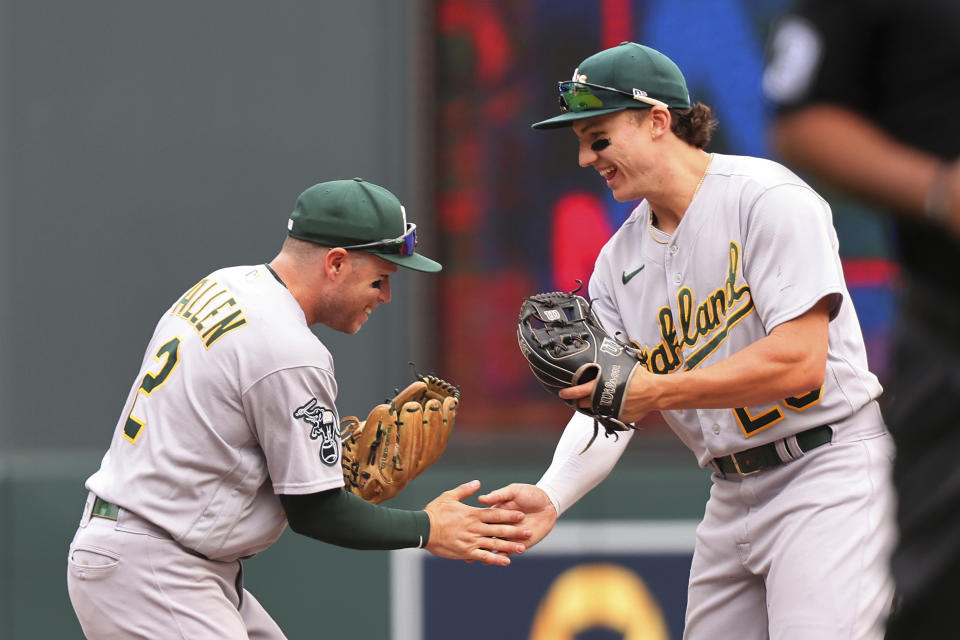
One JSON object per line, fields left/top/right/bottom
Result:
{"left": 589, "top": 153, "right": 882, "bottom": 466}
{"left": 537, "top": 153, "right": 894, "bottom": 638}
{"left": 85, "top": 263, "right": 344, "bottom": 562}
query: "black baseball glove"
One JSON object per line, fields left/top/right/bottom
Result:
{"left": 517, "top": 284, "right": 643, "bottom": 450}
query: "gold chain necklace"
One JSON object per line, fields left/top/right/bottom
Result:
{"left": 649, "top": 153, "right": 714, "bottom": 244}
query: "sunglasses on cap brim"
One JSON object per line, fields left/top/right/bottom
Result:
{"left": 341, "top": 222, "right": 418, "bottom": 257}
{"left": 557, "top": 81, "right": 668, "bottom": 113}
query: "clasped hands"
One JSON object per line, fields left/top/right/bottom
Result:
{"left": 423, "top": 481, "right": 559, "bottom": 567}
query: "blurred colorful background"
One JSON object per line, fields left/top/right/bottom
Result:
{"left": 434, "top": 0, "right": 897, "bottom": 434}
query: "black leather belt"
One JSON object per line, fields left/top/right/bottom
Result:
{"left": 91, "top": 496, "right": 120, "bottom": 521}
{"left": 712, "top": 425, "right": 833, "bottom": 477}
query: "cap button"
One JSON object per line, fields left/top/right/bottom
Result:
{"left": 353, "top": 177, "right": 364, "bottom": 182}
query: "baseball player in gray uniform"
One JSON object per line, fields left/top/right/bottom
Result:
{"left": 481, "top": 43, "right": 895, "bottom": 638}
{"left": 67, "top": 178, "right": 530, "bottom": 639}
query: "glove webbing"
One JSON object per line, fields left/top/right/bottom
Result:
{"left": 366, "top": 422, "right": 384, "bottom": 467}
{"left": 524, "top": 296, "right": 595, "bottom": 358}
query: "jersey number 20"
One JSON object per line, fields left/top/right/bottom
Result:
{"left": 123, "top": 337, "right": 181, "bottom": 443}
{"left": 733, "top": 387, "right": 823, "bottom": 437}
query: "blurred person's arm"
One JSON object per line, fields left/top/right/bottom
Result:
{"left": 770, "top": 105, "right": 960, "bottom": 234}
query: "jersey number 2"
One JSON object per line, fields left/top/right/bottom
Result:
{"left": 123, "top": 337, "right": 181, "bottom": 443}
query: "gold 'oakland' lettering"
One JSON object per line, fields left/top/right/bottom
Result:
{"left": 677, "top": 287, "right": 732, "bottom": 347}
{"left": 640, "top": 242, "right": 754, "bottom": 374}
{"left": 172, "top": 278, "right": 248, "bottom": 348}
{"left": 645, "top": 307, "right": 683, "bottom": 373}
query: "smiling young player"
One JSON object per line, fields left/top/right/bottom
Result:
{"left": 483, "top": 43, "right": 895, "bottom": 639}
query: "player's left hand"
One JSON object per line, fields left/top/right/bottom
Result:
{"left": 557, "top": 380, "right": 595, "bottom": 407}
{"left": 424, "top": 480, "right": 531, "bottom": 567}
{"left": 559, "top": 367, "right": 657, "bottom": 424}
{"left": 341, "top": 374, "right": 459, "bottom": 503}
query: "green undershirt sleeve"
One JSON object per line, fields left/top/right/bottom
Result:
{"left": 279, "top": 489, "right": 431, "bottom": 550}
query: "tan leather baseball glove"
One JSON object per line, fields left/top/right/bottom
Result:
{"left": 340, "top": 374, "right": 459, "bottom": 503}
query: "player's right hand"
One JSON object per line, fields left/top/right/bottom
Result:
{"left": 423, "top": 480, "right": 530, "bottom": 567}
{"left": 478, "top": 483, "right": 558, "bottom": 550}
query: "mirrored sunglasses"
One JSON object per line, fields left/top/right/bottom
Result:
{"left": 557, "top": 81, "right": 668, "bottom": 113}
{"left": 341, "top": 222, "right": 418, "bottom": 256}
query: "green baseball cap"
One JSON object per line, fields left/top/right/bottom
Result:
{"left": 287, "top": 177, "right": 441, "bottom": 273}
{"left": 532, "top": 42, "right": 692, "bottom": 130}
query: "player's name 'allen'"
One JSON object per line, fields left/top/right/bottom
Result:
{"left": 170, "top": 277, "right": 248, "bottom": 348}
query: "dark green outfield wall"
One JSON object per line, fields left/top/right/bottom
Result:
{"left": 0, "top": 447, "right": 709, "bottom": 639}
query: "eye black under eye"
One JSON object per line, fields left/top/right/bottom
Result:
{"left": 591, "top": 138, "right": 611, "bottom": 152}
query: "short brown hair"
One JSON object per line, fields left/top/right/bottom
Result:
{"left": 669, "top": 103, "right": 717, "bottom": 149}
{"left": 280, "top": 234, "right": 328, "bottom": 260}
{"left": 630, "top": 103, "right": 717, "bottom": 149}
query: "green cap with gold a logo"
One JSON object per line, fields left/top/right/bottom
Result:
{"left": 288, "top": 178, "right": 441, "bottom": 273}
{"left": 533, "top": 42, "right": 692, "bottom": 130}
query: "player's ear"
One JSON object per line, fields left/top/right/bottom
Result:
{"left": 324, "top": 247, "right": 350, "bottom": 280}
{"left": 647, "top": 106, "right": 671, "bottom": 139}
